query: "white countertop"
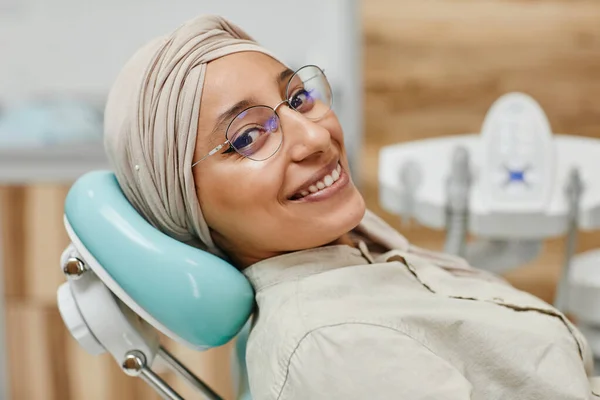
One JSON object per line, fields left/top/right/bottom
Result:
{"left": 0, "top": 141, "right": 108, "bottom": 184}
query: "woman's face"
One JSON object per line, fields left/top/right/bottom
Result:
{"left": 193, "top": 52, "right": 365, "bottom": 266}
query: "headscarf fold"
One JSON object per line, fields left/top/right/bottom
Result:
{"left": 103, "top": 15, "right": 279, "bottom": 255}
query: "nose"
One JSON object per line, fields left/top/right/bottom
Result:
{"left": 278, "top": 106, "right": 331, "bottom": 162}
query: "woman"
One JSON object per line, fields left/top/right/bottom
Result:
{"left": 104, "top": 15, "right": 598, "bottom": 400}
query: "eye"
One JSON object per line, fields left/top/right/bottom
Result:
{"left": 230, "top": 125, "right": 269, "bottom": 156}
{"left": 232, "top": 127, "right": 262, "bottom": 148}
{"left": 289, "top": 88, "right": 315, "bottom": 113}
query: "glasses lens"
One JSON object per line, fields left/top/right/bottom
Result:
{"left": 226, "top": 106, "right": 282, "bottom": 161}
{"left": 286, "top": 66, "right": 332, "bottom": 120}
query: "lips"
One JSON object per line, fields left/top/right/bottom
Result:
{"left": 289, "top": 159, "right": 342, "bottom": 200}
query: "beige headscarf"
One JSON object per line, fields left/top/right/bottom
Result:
{"left": 103, "top": 15, "right": 280, "bottom": 255}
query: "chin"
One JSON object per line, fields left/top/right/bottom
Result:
{"left": 342, "top": 190, "right": 367, "bottom": 230}
{"left": 310, "top": 190, "right": 366, "bottom": 248}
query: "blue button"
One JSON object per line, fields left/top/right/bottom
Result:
{"left": 508, "top": 169, "right": 525, "bottom": 183}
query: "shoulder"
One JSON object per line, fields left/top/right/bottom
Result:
{"left": 247, "top": 293, "right": 421, "bottom": 400}
{"left": 276, "top": 322, "right": 472, "bottom": 400}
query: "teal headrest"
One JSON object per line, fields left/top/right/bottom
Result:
{"left": 64, "top": 170, "right": 254, "bottom": 349}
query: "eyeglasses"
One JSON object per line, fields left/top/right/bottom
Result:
{"left": 192, "top": 65, "right": 333, "bottom": 165}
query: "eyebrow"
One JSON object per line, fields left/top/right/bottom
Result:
{"left": 210, "top": 99, "right": 255, "bottom": 139}
{"left": 209, "top": 68, "right": 296, "bottom": 140}
{"left": 277, "top": 68, "right": 295, "bottom": 85}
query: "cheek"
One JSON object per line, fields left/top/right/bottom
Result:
{"left": 321, "top": 115, "right": 349, "bottom": 167}
{"left": 197, "top": 164, "right": 283, "bottom": 229}
{"left": 322, "top": 115, "right": 345, "bottom": 145}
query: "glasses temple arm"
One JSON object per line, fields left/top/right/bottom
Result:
{"left": 191, "top": 140, "right": 230, "bottom": 168}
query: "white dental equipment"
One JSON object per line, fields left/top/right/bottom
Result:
{"left": 380, "top": 93, "right": 600, "bottom": 272}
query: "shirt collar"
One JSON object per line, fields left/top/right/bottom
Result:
{"left": 242, "top": 209, "right": 409, "bottom": 292}
{"left": 243, "top": 244, "right": 370, "bottom": 292}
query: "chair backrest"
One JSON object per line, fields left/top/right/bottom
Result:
{"left": 64, "top": 170, "right": 255, "bottom": 349}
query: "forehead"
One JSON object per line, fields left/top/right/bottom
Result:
{"left": 202, "top": 52, "right": 286, "bottom": 111}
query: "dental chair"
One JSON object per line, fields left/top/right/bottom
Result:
{"left": 57, "top": 170, "right": 255, "bottom": 400}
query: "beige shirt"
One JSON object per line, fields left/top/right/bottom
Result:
{"left": 244, "top": 210, "right": 599, "bottom": 400}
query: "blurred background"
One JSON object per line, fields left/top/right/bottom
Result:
{"left": 0, "top": 0, "right": 599, "bottom": 399}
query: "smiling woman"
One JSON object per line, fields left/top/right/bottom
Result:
{"left": 103, "top": 14, "right": 599, "bottom": 400}
{"left": 190, "top": 53, "right": 364, "bottom": 267}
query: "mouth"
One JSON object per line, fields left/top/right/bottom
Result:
{"left": 289, "top": 160, "right": 348, "bottom": 202}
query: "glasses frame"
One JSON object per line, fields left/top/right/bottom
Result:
{"left": 192, "top": 64, "right": 332, "bottom": 166}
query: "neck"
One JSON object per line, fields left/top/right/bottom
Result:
{"left": 326, "top": 233, "right": 356, "bottom": 248}
{"left": 217, "top": 232, "right": 357, "bottom": 270}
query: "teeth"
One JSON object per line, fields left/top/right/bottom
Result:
{"left": 294, "top": 163, "right": 343, "bottom": 199}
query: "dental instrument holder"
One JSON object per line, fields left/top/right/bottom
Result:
{"left": 58, "top": 245, "right": 224, "bottom": 400}
{"left": 380, "top": 92, "right": 600, "bottom": 280}
{"left": 554, "top": 168, "right": 584, "bottom": 312}
{"left": 442, "top": 144, "right": 546, "bottom": 273}
{"left": 444, "top": 147, "right": 471, "bottom": 258}
{"left": 399, "top": 160, "right": 423, "bottom": 229}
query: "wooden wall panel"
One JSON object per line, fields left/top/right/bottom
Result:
{"left": 22, "top": 185, "right": 71, "bottom": 305}
{"left": 0, "top": 186, "right": 26, "bottom": 299}
{"left": 5, "top": 301, "right": 69, "bottom": 400}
